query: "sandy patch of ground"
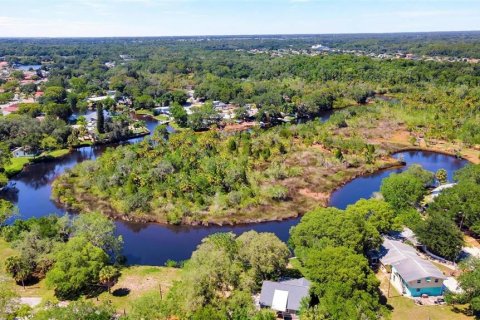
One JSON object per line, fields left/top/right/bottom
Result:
{"left": 222, "top": 121, "right": 258, "bottom": 132}
{"left": 298, "top": 188, "right": 329, "bottom": 204}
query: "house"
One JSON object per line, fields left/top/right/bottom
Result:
{"left": 423, "top": 183, "right": 456, "bottom": 205}
{"left": 153, "top": 106, "right": 170, "bottom": 115}
{"left": 213, "top": 100, "right": 227, "bottom": 109}
{"left": 430, "top": 183, "right": 456, "bottom": 199}
{"left": 379, "top": 238, "right": 446, "bottom": 297}
{"left": 12, "top": 147, "right": 38, "bottom": 158}
{"left": 2, "top": 103, "right": 19, "bottom": 116}
{"left": 259, "top": 278, "right": 310, "bottom": 318}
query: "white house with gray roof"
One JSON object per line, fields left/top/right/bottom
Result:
{"left": 379, "top": 237, "right": 446, "bottom": 297}
{"left": 259, "top": 278, "right": 310, "bottom": 317}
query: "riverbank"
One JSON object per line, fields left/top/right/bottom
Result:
{"left": 4, "top": 149, "right": 71, "bottom": 177}
{"left": 372, "top": 128, "right": 480, "bottom": 164}
{"left": 3, "top": 128, "right": 151, "bottom": 179}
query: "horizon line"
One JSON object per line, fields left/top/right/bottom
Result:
{"left": 1, "top": 30, "right": 480, "bottom": 39}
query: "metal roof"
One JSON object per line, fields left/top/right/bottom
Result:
{"left": 379, "top": 238, "right": 446, "bottom": 282}
{"left": 259, "top": 278, "right": 310, "bottom": 311}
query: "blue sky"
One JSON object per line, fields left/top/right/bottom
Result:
{"left": 0, "top": 0, "right": 479, "bottom": 37}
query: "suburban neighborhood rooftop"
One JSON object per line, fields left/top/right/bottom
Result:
{"left": 379, "top": 238, "right": 446, "bottom": 282}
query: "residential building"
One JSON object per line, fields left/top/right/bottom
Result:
{"left": 379, "top": 237, "right": 446, "bottom": 297}
{"left": 12, "top": 147, "right": 38, "bottom": 158}
{"left": 259, "top": 278, "right": 310, "bottom": 319}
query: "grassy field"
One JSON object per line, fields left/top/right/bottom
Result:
{"left": 4, "top": 157, "right": 31, "bottom": 176}
{"left": 0, "top": 237, "right": 180, "bottom": 312}
{"left": 94, "top": 265, "right": 180, "bottom": 312}
{"left": 42, "top": 149, "right": 70, "bottom": 158}
{"left": 376, "top": 270, "right": 472, "bottom": 320}
{"left": 3, "top": 149, "right": 70, "bottom": 177}
{"left": 135, "top": 109, "right": 170, "bottom": 122}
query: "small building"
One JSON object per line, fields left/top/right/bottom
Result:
{"left": 153, "top": 106, "right": 170, "bottom": 115}
{"left": 430, "top": 183, "right": 456, "bottom": 199}
{"left": 259, "top": 278, "right": 310, "bottom": 318}
{"left": 213, "top": 100, "right": 227, "bottom": 109}
{"left": 2, "top": 104, "right": 19, "bottom": 116}
{"left": 12, "top": 147, "right": 38, "bottom": 158}
{"left": 379, "top": 238, "right": 446, "bottom": 297}
{"left": 423, "top": 183, "right": 457, "bottom": 205}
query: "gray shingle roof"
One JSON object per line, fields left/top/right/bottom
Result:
{"left": 379, "top": 238, "right": 446, "bottom": 282}
{"left": 259, "top": 278, "right": 310, "bottom": 311}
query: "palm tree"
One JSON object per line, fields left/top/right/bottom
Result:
{"left": 99, "top": 266, "right": 119, "bottom": 294}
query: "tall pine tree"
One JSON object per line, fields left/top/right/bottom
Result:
{"left": 96, "top": 103, "right": 104, "bottom": 134}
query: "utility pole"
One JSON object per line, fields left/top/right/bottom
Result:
{"left": 159, "top": 283, "right": 163, "bottom": 300}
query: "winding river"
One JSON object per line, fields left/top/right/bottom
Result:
{"left": 0, "top": 116, "right": 469, "bottom": 265}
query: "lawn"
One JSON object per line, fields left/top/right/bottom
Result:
{"left": 42, "top": 149, "right": 70, "bottom": 158}
{"left": 0, "top": 238, "right": 55, "bottom": 300}
{"left": 135, "top": 109, "right": 153, "bottom": 116}
{"left": 1, "top": 237, "right": 180, "bottom": 311}
{"left": 93, "top": 265, "right": 180, "bottom": 312}
{"left": 4, "top": 149, "right": 70, "bottom": 177}
{"left": 376, "top": 270, "right": 472, "bottom": 320}
{"left": 4, "top": 157, "right": 31, "bottom": 176}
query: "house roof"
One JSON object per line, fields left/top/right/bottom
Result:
{"left": 431, "top": 183, "right": 456, "bottom": 198}
{"left": 379, "top": 238, "right": 446, "bottom": 282}
{"left": 3, "top": 104, "right": 19, "bottom": 112}
{"left": 259, "top": 278, "right": 310, "bottom": 311}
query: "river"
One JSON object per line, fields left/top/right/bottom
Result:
{"left": 0, "top": 116, "right": 469, "bottom": 265}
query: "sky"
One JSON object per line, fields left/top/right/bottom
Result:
{"left": 0, "top": 0, "right": 479, "bottom": 37}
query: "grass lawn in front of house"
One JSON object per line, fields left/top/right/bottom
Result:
{"left": 376, "top": 270, "right": 472, "bottom": 320}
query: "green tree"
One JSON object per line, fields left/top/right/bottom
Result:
{"left": 134, "top": 95, "right": 154, "bottom": 110}
{"left": 346, "top": 198, "right": 397, "bottom": 234}
{"left": 428, "top": 181, "right": 480, "bottom": 235}
{"left": 40, "top": 135, "right": 60, "bottom": 151}
{"left": 289, "top": 207, "right": 381, "bottom": 260}
{"left": 301, "top": 246, "right": 386, "bottom": 319}
{"left": 96, "top": 103, "right": 105, "bottom": 134}
{"left": 449, "top": 257, "right": 480, "bottom": 317}
{"left": 380, "top": 172, "right": 426, "bottom": 209}
{"left": 43, "top": 103, "right": 71, "bottom": 121}
{"left": 4, "top": 255, "right": 33, "bottom": 288}
{"left": 188, "top": 103, "right": 221, "bottom": 131}
{"left": 236, "top": 231, "right": 290, "bottom": 282}
{"left": 436, "top": 168, "right": 448, "bottom": 185}
{"left": 404, "top": 164, "right": 435, "bottom": 186}
{"left": 0, "top": 200, "right": 17, "bottom": 228}
{"left": 170, "top": 103, "right": 188, "bottom": 127}
{"left": 415, "top": 212, "right": 464, "bottom": 261}
{"left": 99, "top": 266, "right": 119, "bottom": 294}
{"left": 18, "top": 103, "right": 42, "bottom": 117}
{"left": 454, "top": 164, "right": 480, "bottom": 184}
{"left": 72, "top": 212, "right": 123, "bottom": 262}
{"left": 0, "top": 280, "right": 26, "bottom": 320}
{"left": 32, "top": 300, "right": 114, "bottom": 320}
{"left": 44, "top": 86, "right": 66, "bottom": 103}
{"left": 0, "top": 142, "right": 12, "bottom": 169}
{"left": 46, "top": 237, "right": 108, "bottom": 299}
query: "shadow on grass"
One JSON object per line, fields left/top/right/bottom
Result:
{"left": 112, "top": 288, "right": 131, "bottom": 297}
